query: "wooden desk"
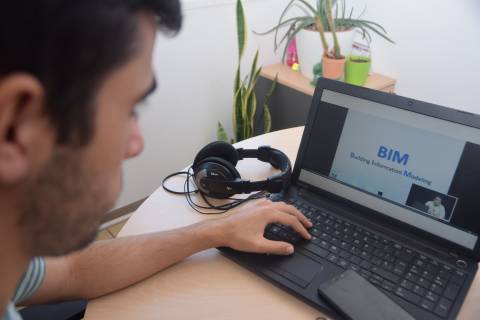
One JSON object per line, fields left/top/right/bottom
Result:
{"left": 85, "top": 127, "right": 480, "bottom": 319}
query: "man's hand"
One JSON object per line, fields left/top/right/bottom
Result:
{"left": 212, "top": 198, "right": 312, "bottom": 255}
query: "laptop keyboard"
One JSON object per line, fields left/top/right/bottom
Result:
{"left": 264, "top": 198, "right": 467, "bottom": 319}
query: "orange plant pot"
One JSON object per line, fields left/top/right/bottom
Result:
{"left": 322, "top": 54, "right": 346, "bottom": 80}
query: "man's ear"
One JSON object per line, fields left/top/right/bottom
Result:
{"left": 0, "top": 73, "right": 54, "bottom": 183}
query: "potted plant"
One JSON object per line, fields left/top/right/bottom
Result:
{"left": 217, "top": 0, "right": 277, "bottom": 143}
{"left": 257, "top": 0, "right": 394, "bottom": 79}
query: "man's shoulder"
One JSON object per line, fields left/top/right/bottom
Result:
{"left": 1, "top": 258, "right": 44, "bottom": 320}
{"left": 12, "top": 257, "right": 46, "bottom": 304}
{"left": 4, "top": 302, "right": 23, "bottom": 320}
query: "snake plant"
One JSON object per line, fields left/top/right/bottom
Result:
{"left": 217, "top": 0, "right": 277, "bottom": 143}
{"left": 256, "top": 0, "right": 394, "bottom": 61}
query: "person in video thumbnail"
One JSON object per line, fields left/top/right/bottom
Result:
{"left": 426, "top": 196, "right": 446, "bottom": 220}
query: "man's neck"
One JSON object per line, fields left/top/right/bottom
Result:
{"left": 0, "top": 206, "right": 31, "bottom": 316}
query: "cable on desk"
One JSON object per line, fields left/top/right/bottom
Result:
{"left": 162, "top": 167, "right": 268, "bottom": 214}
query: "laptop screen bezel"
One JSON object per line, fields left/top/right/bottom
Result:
{"left": 291, "top": 78, "right": 480, "bottom": 260}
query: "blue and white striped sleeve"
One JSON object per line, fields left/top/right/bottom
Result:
{"left": 12, "top": 257, "right": 46, "bottom": 304}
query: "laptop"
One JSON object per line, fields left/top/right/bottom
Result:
{"left": 220, "top": 77, "right": 480, "bottom": 320}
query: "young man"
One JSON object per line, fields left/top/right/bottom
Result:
{"left": 0, "top": 1, "right": 312, "bottom": 318}
{"left": 426, "top": 196, "right": 446, "bottom": 220}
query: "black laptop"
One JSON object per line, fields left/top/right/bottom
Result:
{"left": 220, "top": 77, "right": 480, "bottom": 320}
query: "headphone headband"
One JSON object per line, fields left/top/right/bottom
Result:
{"left": 237, "top": 146, "right": 290, "bottom": 171}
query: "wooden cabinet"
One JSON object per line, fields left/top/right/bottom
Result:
{"left": 253, "top": 63, "right": 396, "bottom": 135}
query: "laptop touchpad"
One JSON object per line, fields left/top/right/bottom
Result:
{"left": 264, "top": 252, "right": 319, "bottom": 287}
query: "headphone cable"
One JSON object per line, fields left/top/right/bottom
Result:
{"left": 162, "top": 167, "right": 268, "bottom": 214}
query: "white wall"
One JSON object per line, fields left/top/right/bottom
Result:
{"left": 115, "top": 0, "right": 285, "bottom": 208}
{"left": 116, "top": 0, "right": 480, "bottom": 208}
{"left": 356, "top": 0, "right": 480, "bottom": 112}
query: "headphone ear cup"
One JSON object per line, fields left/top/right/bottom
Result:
{"left": 193, "top": 157, "right": 241, "bottom": 198}
{"left": 194, "top": 157, "right": 241, "bottom": 180}
{"left": 192, "top": 141, "right": 239, "bottom": 169}
{"left": 212, "top": 157, "right": 241, "bottom": 179}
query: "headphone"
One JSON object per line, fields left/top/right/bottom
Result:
{"left": 162, "top": 141, "right": 292, "bottom": 213}
{"left": 192, "top": 141, "right": 292, "bottom": 199}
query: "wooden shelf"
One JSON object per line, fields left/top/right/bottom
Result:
{"left": 260, "top": 63, "right": 396, "bottom": 95}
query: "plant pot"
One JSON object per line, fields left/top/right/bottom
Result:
{"left": 296, "top": 28, "right": 355, "bottom": 80}
{"left": 322, "top": 54, "right": 345, "bottom": 80}
{"left": 345, "top": 56, "right": 371, "bottom": 86}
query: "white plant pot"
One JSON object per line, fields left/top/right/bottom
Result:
{"left": 296, "top": 28, "right": 356, "bottom": 80}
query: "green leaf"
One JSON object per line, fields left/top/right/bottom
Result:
{"left": 355, "top": 19, "right": 388, "bottom": 34}
{"left": 277, "top": 0, "right": 296, "bottom": 27}
{"left": 246, "top": 91, "right": 257, "bottom": 138}
{"left": 281, "top": 19, "right": 315, "bottom": 62}
{"left": 296, "top": 0, "right": 317, "bottom": 15}
{"left": 333, "top": 18, "right": 394, "bottom": 44}
{"left": 254, "top": 16, "right": 311, "bottom": 37}
{"left": 217, "top": 122, "right": 229, "bottom": 142}
{"left": 250, "top": 66, "right": 262, "bottom": 89}
{"left": 263, "top": 75, "right": 277, "bottom": 134}
{"left": 233, "top": 87, "right": 244, "bottom": 141}
{"left": 265, "top": 74, "right": 278, "bottom": 102}
{"left": 293, "top": 3, "right": 311, "bottom": 16}
{"left": 240, "top": 87, "right": 248, "bottom": 140}
{"left": 263, "top": 104, "right": 272, "bottom": 133}
{"left": 356, "top": 25, "right": 372, "bottom": 42}
{"left": 357, "top": 20, "right": 394, "bottom": 43}
{"left": 357, "top": 5, "right": 367, "bottom": 19}
{"left": 274, "top": 0, "right": 296, "bottom": 49}
{"left": 234, "top": 65, "right": 241, "bottom": 94}
{"left": 318, "top": 0, "right": 328, "bottom": 29}
{"left": 236, "top": 0, "right": 247, "bottom": 59}
{"left": 275, "top": 16, "right": 314, "bottom": 48}
{"left": 324, "top": 0, "right": 341, "bottom": 58}
{"left": 244, "top": 67, "right": 262, "bottom": 129}
{"left": 316, "top": 0, "right": 322, "bottom": 14}
{"left": 247, "top": 50, "right": 259, "bottom": 89}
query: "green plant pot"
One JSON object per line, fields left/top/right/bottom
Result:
{"left": 345, "top": 56, "right": 371, "bottom": 86}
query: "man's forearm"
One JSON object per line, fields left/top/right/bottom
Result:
{"left": 29, "top": 220, "right": 224, "bottom": 303}
{"left": 26, "top": 199, "right": 311, "bottom": 305}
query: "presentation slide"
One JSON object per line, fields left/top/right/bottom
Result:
{"left": 329, "top": 110, "right": 465, "bottom": 220}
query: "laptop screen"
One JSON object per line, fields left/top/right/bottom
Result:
{"left": 298, "top": 89, "right": 480, "bottom": 250}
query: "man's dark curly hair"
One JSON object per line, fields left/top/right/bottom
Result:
{"left": 0, "top": 0, "right": 182, "bottom": 145}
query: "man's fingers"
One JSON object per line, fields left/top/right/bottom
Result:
{"left": 271, "top": 210, "right": 312, "bottom": 240}
{"left": 271, "top": 201, "right": 312, "bottom": 228}
{"left": 256, "top": 239, "right": 295, "bottom": 255}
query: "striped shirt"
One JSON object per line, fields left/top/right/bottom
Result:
{"left": 3, "top": 258, "right": 45, "bottom": 320}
